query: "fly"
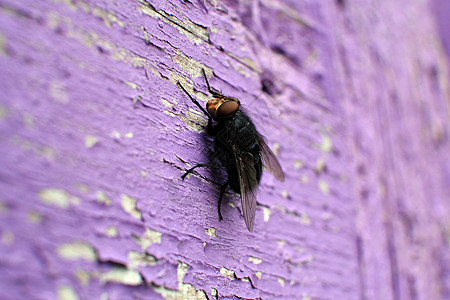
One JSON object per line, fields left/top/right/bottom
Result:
{"left": 177, "top": 70, "right": 285, "bottom": 232}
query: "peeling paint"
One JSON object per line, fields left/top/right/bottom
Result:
{"left": 134, "top": 227, "right": 162, "bottom": 250}
{"left": 220, "top": 267, "right": 235, "bottom": 280}
{"left": 57, "top": 285, "right": 80, "bottom": 300}
{"left": 154, "top": 262, "right": 208, "bottom": 299}
{"left": 96, "top": 191, "right": 111, "bottom": 205}
{"left": 84, "top": 135, "right": 99, "bottom": 148}
{"left": 105, "top": 226, "right": 118, "bottom": 237}
{"left": 39, "top": 188, "right": 80, "bottom": 208}
{"left": 128, "top": 251, "right": 158, "bottom": 268}
{"left": 277, "top": 277, "right": 285, "bottom": 287}
{"left": 121, "top": 194, "right": 142, "bottom": 220}
{"left": 255, "top": 271, "right": 262, "bottom": 279}
{"left": 57, "top": 242, "right": 97, "bottom": 262}
{"left": 205, "top": 227, "right": 216, "bottom": 237}
{"left": 248, "top": 256, "right": 262, "bottom": 265}
{"left": 100, "top": 267, "right": 143, "bottom": 286}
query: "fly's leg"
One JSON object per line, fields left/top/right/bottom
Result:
{"left": 181, "top": 163, "right": 213, "bottom": 180}
{"left": 218, "top": 181, "right": 229, "bottom": 220}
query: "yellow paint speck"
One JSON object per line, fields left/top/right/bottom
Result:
{"left": 220, "top": 267, "right": 235, "bottom": 280}
{"left": 205, "top": 227, "right": 216, "bottom": 237}
{"left": 57, "top": 242, "right": 97, "bottom": 262}
{"left": 39, "top": 188, "right": 80, "bottom": 208}
{"left": 100, "top": 268, "right": 143, "bottom": 286}
{"left": 121, "top": 194, "right": 142, "bottom": 220}
{"left": 111, "top": 130, "right": 121, "bottom": 139}
{"left": 248, "top": 256, "right": 262, "bottom": 265}
{"left": 211, "top": 288, "right": 218, "bottom": 297}
{"left": 124, "top": 132, "right": 133, "bottom": 138}
{"left": 318, "top": 179, "right": 330, "bottom": 195}
{"left": 263, "top": 207, "right": 271, "bottom": 222}
{"left": 84, "top": 135, "right": 99, "bottom": 148}
{"left": 281, "top": 190, "right": 289, "bottom": 198}
{"left": 57, "top": 285, "right": 80, "bottom": 300}
{"left": 277, "top": 278, "right": 285, "bottom": 287}
{"left": 140, "top": 170, "right": 147, "bottom": 177}
{"left": 255, "top": 271, "right": 262, "bottom": 279}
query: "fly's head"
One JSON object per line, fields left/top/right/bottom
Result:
{"left": 207, "top": 96, "right": 240, "bottom": 120}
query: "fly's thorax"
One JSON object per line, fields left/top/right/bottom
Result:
{"left": 207, "top": 96, "right": 240, "bottom": 120}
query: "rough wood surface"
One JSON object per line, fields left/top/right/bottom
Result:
{"left": 0, "top": 0, "right": 449, "bottom": 299}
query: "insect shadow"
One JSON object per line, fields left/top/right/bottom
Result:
{"left": 178, "top": 70, "right": 284, "bottom": 232}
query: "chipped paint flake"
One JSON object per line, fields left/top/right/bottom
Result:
{"left": 121, "top": 194, "right": 142, "bottom": 219}
{"left": 318, "top": 179, "right": 330, "bottom": 195}
{"left": 57, "top": 285, "right": 80, "bottom": 300}
{"left": 100, "top": 267, "right": 143, "bottom": 286}
{"left": 294, "top": 160, "right": 304, "bottom": 169}
{"left": 124, "top": 132, "right": 133, "bottom": 138}
{"left": 128, "top": 251, "right": 158, "bottom": 268}
{"left": 281, "top": 190, "right": 289, "bottom": 198}
{"left": 272, "top": 142, "right": 281, "bottom": 155}
{"left": 255, "top": 271, "right": 262, "bottom": 279}
{"left": 134, "top": 227, "right": 162, "bottom": 250}
{"left": 105, "top": 226, "right": 118, "bottom": 237}
{"left": 57, "top": 242, "right": 97, "bottom": 262}
{"left": 278, "top": 277, "right": 285, "bottom": 287}
{"left": 84, "top": 135, "right": 99, "bottom": 148}
{"left": 319, "top": 133, "right": 333, "bottom": 153}
{"left": 220, "top": 267, "right": 235, "bottom": 280}
{"left": 315, "top": 158, "right": 326, "bottom": 173}
{"left": 39, "top": 188, "right": 80, "bottom": 208}
{"left": 205, "top": 227, "right": 216, "bottom": 237}
{"left": 154, "top": 262, "right": 208, "bottom": 299}
{"left": 96, "top": 191, "right": 111, "bottom": 205}
{"left": 49, "top": 80, "right": 69, "bottom": 103}
{"left": 248, "top": 256, "right": 262, "bottom": 265}
{"left": 263, "top": 207, "right": 271, "bottom": 222}
{"left": 300, "top": 213, "right": 311, "bottom": 226}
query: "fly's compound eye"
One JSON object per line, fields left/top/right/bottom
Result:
{"left": 216, "top": 100, "right": 240, "bottom": 118}
{"left": 208, "top": 97, "right": 240, "bottom": 119}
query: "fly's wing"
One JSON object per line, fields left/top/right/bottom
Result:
{"left": 235, "top": 149, "right": 258, "bottom": 232}
{"left": 258, "top": 135, "right": 285, "bottom": 182}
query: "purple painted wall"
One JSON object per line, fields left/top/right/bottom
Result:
{"left": 1, "top": 0, "right": 449, "bottom": 299}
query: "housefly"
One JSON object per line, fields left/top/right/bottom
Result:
{"left": 177, "top": 70, "right": 285, "bottom": 232}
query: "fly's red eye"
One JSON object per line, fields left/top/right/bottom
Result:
{"left": 216, "top": 101, "right": 239, "bottom": 118}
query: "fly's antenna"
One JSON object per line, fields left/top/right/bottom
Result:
{"left": 177, "top": 81, "right": 210, "bottom": 117}
{"left": 202, "top": 69, "right": 222, "bottom": 97}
